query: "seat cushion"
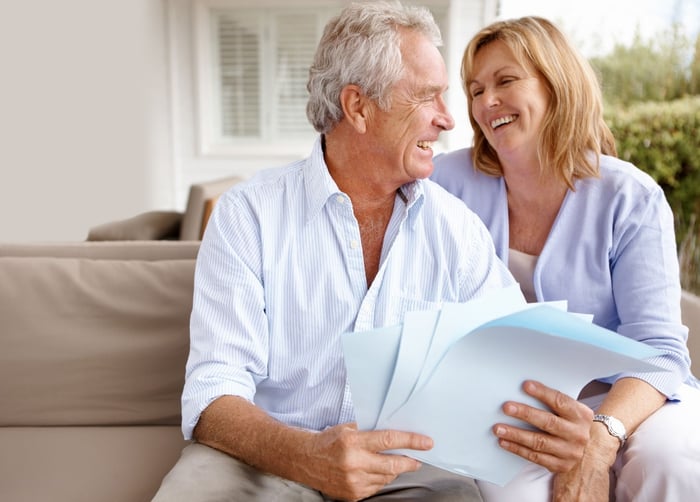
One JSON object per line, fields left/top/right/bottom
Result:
{"left": 0, "top": 426, "right": 187, "bottom": 502}
{"left": 0, "top": 254, "right": 195, "bottom": 426}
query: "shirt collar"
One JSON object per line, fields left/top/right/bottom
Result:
{"left": 304, "top": 136, "right": 340, "bottom": 223}
{"left": 303, "top": 135, "right": 426, "bottom": 224}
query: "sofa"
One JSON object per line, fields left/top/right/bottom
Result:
{"left": 86, "top": 176, "right": 243, "bottom": 242}
{"left": 1, "top": 240, "right": 698, "bottom": 502}
{"left": 0, "top": 241, "right": 199, "bottom": 502}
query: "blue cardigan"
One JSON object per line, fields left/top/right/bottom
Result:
{"left": 432, "top": 147, "right": 696, "bottom": 397}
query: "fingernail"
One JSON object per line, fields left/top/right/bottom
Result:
{"left": 504, "top": 403, "right": 517, "bottom": 414}
{"left": 495, "top": 426, "right": 506, "bottom": 437}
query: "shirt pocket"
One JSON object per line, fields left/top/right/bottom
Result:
{"left": 385, "top": 295, "right": 443, "bottom": 326}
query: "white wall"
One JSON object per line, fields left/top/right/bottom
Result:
{"left": 0, "top": 0, "right": 172, "bottom": 242}
{"left": 0, "top": 0, "right": 496, "bottom": 243}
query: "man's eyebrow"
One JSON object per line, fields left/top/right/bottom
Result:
{"left": 420, "top": 84, "right": 448, "bottom": 95}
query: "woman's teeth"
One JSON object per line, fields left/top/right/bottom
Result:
{"left": 491, "top": 115, "right": 516, "bottom": 129}
{"left": 417, "top": 141, "right": 433, "bottom": 150}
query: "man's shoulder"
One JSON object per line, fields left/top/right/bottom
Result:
{"left": 226, "top": 159, "right": 307, "bottom": 201}
{"left": 420, "top": 178, "right": 483, "bottom": 225}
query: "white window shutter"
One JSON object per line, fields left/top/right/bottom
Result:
{"left": 216, "top": 10, "right": 261, "bottom": 138}
{"left": 198, "top": 2, "right": 448, "bottom": 155}
{"left": 272, "top": 13, "right": 318, "bottom": 137}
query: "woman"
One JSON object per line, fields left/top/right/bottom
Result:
{"left": 432, "top": 16, "right": 700, "bottom": 502}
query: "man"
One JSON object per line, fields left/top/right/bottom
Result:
{"left": 153, "top": 2, "right": 592, "bottom": 501}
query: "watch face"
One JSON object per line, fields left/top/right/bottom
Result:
{"left": 608, "top": 418, "right": 625, "bottom": 436}
{"left": 595, "top": 414, "right": 626, "bottom": 440}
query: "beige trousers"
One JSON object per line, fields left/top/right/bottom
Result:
{"left": 152, "top": 442, "right": 482, "bottom": 502}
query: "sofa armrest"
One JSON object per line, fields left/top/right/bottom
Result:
{"left": 87, "top": 211, "right": 183, "bottom": 241}
{"left": 681, "top": 290, "right": 700, "bottom": 378}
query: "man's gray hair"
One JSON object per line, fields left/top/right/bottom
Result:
{"left": 306, "top": 0, "right": 442, "bottom": 134}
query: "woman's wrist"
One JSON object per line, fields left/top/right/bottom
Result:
{"left": 586, "top": 422, "right": 622, "bottom": 466}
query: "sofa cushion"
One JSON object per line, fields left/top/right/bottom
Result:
{"left": 0, "top": 240, "right": 200, "bottom": 261}
{"left": 180, "top": 176, "right": 243, "bottom": 240}
{"left": 0, "top": 426, "right": 187, "bottom": 502}
{"left": 0, "top": 254, "right": 195, "bottom": 426}
{"left": 86, "top": 210, "right": 183, "bottom": 241}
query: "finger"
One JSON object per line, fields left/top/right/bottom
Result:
{"left": 354, "top": 448, "right": 424, "bottom": 480}
{"left": 498, "top": 402, "right": 590, "bottom": 454}
{"left": 361, "top": 429, "right": 434, "bottom": 453}
{"left": 496, "top": 433, "right": 579, "bottom": 473}
{"left": 501, "top": 400, "right": 569, "bottom": 436}
{"left": 521, "top": 380, "right": 593, "bottom": 421}
{"left": 494, "top": 418, "right": 583, "bottom": 456}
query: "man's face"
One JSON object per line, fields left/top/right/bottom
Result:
{"left": 366, "top": 29, "right": 454, "bottom": 187}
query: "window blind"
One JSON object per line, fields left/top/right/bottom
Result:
{"left": 214, "top": 9, "right": 325, "bottom": 142}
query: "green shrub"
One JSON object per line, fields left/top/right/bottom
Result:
{"left": 605, "top": 96, "right": 700, "bottom": 292}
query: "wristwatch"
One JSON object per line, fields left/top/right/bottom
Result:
{"left": 593, "top": 414, "right": 627, "bottom": 449}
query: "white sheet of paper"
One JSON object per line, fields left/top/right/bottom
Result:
{"left": 342, "top": 296, "right": 667, "bottom": 486}
{"left": 375, "top": 308, "right": 440, "bottom": 429}
{"left": 412, "top": 285, "right": 527, "bottom": 395}
{"left": 341, "top": 324, "right": 401, "bottom": 430}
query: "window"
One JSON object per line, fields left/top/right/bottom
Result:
{"left": 194, "top": 1, "right": 449, "bottom": 157}
{"left": 195, "top": 2, "right": 334, "bottom": 156}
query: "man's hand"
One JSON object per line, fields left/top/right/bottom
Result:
{"left": 493, "top": 380, "right": 593, "bottom": 473}
{"left": 299, "top": 422, "right": 433, "bottom": 501}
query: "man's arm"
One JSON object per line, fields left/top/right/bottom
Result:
{"left": 194, "top": 395, "right": 434, "bottom": 501}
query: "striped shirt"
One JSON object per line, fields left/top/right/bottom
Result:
{"left": 182, "top": 137, "right": 514, "bottom": 438}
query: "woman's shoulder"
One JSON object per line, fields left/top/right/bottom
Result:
{"left": 431, "top": 147, "right": 501, "bottom": 196}
{"left": 600, "top": 155, "right": 661, "bottom": 192}
{"left": 579, "top": 155, "right": 662, "bottom": 200}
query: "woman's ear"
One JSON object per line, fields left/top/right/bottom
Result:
{"left": 339, "top": 84, "right": 371, "bottom": 134}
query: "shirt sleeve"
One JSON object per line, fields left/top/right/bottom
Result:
{"left": 181, "top": 192, "right": 270, "bottom": 439}
{"left": 609, "top": 184, "right": 692, "bottom": 397}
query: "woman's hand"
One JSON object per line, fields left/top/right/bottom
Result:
{"left": 493, "top": 380, "right": 594, "bottom": 472}
{"left": 551, "top": 429, "right": 618, "bottom": 502}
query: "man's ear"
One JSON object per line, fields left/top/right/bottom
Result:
{"left": 339, "top": 84, "right": 371, "bottom": 134}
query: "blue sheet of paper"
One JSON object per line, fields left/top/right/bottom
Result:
{"left": 341, "top": 286, "right": 667, "bottom": 487}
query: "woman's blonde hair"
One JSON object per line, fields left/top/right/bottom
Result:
{"left": 462, "top": 16, "right": 617, "bottom": 187}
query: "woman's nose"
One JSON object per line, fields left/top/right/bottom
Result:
{"left": 483, "top": 88, "right": 501, "bottom": 107}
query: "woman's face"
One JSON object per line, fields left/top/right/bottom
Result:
{"left": 467, "top": 40, "right": 550, "bottom": 163}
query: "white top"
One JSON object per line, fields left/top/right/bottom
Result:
{"left": 508, "top": 248, "right": 538, "bottom": 303}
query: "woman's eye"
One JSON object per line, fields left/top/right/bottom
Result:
{"left": 471, "top": 89, "right": 483, "bottom": 97}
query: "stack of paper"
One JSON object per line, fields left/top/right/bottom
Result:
{"left": 341, "top": 284, "right": 665, "bottom": 486}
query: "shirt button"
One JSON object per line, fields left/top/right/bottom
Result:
{"left": 350, "top": 239, "right": 359, "bottom": 249}
{"left": 336, "top": 195, "right": 345, "bottom": 203}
